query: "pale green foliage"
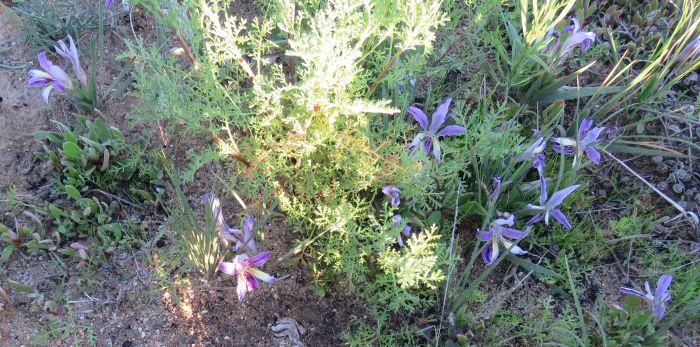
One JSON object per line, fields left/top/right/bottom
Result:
{"left": 379, "top": 225, "right": 447, "bottom": 290}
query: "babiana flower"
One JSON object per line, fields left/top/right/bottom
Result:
{"left": 55, "top": 35, "right": 87, "bottom": 86}
{"left": 220, "top": 252, "right": 275, "bottom": 301}
{"left": 542, "top": 18, "right": 596, "bottom": 60}
{"left": 621, "top": 274, "right": 673, "bottom": 321}
{"left": 408, "top": 97, "right": 466, "bottom": 162}
{"left": 391, "top": 214, "right": 412, "bottom": 247}
{"left": 201, "top": 193, "right": 256, "bottom": 252}
{"left": 527, "top": 177, "right": 580, "bottom": 229}
{"left": 28, "top": 52, "right": 73, "bottom": 104}
{"left": 477, "top": 214, "right": 528, "bottom": 265}
{"left": 552, "top": 118, "right": 605, "bottom": 166}
{"left": 382, "top": 186, "right": 401, "bottom": 207}
{"left": 516, "top": 137, "right": 547, "bottom": 175}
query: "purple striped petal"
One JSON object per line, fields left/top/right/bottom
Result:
{"left": 408, "top": 106, "right": 429, "bottom": 131}
{"left": 428, "top": 97, "right": 452, "bottom": 133}
{"left": 245, "top": 272, "right": 260, "bottom": 290}
{"left": 436, "top": 125, "right": 466, "bottom": 137}
{"left": 550, "top": 209, "right": 572, "bottom": 229}
{"left": 247, "top": 251, "right": 270, "bottom": 267}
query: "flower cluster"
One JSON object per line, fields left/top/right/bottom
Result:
{"left": 382, "top": 186, "right": 414, "bottom": 247}
{"left": 479, "top": 118, "right": 607, "bottom": 265}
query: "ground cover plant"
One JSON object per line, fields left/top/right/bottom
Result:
{"left": 0, "top": 0, "right": 699, "bottom": 345}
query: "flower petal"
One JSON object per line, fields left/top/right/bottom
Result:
{"left": 249, "top": 268, "right": 276, "bottom": 283}
{"left": 477, "top": 229, "right": 492, "bottom": 241}
{"left": 501, "top": 239, "right": 528, "bottom": 255}
{"left": 236, "top": 275, "right": 247, "bottom": 301}
{"left": 620, "top": 287, "right": 647, "bottom": 299}
{"left": 527, "top": 213, "right": 544, "bottom": 226}
{"left": 220, "top": 261, "right": 238, "bottom": 276}
{"left": 245, "top": 272, "right": 260, "bottom": 290}
{"left": 407, "top": 106, "right": 429, "bottom": 130}
{"left": 578, "top": 119, "right": 593, "bottom": 139}
{"left": 401, "top": 225, "right": 412, "bottom": 237}
{"left": 502, "top": 228, "right": 526, "bottom": 239}
{"left": 432, "top": 140, "right": 442, "bottom": 162}
{"left": 494, "top": 214, "right": 515, "bottom": 227}
{"left": 247, "top": 251, "right": 270, "bottom": 267}
{"left": 581, "top": 126, "right": 606, "bottom": 146}
{"left": 436, "top": 125, "right": 466, "bottom": 137}
{"left": 42, "top": 85, "right": 54, "bottom": 104}
{"left": 429, "top": 97, "right": 452, "bottom": 133}
{"left": 550, "top": 209, "right": 573, "bottom": 229}
{"left": 546, "top": 184, "right": 581, "bottom": 208}
{"left": 585, "top": 147, "right": 602, "bottom": 165}
{"left": 539, "top": 173, "right": 548, "bottom": 206}
{"left": 38, "top": 51, "right": 53, "bottom": 71}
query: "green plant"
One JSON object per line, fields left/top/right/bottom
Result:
{"left": 34, "top": 116, "right": 161, "bottom": 247}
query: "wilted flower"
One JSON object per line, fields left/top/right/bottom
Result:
{"left": 220, "top": 252, "right": 275, "bottom": 301}
{"left": 391, "top": 214, "right": 412, "bottom": 247}
{"left": 237, "top": 215, "right": 257, "bottom": 253}
{"left": 28, "top": 52, "right": 73, "bottom": 104}
{"left": 55, "top": 35, "right": 87, "bottom": 86}
{"left": 676, "top": 37, "right": 700, "bottom": 64}
{"left": 516, "top": 137, "right": 546, "bottom": 175}
{"left": 552, "top": 119, "right": 606, "bottom": 166}
{"left": 543, "top": 18, "right": 596, "bottom": 60}
{"left": 477, "top": 214, "right": 528, "bottom": 265}
{"left": 201, "top": 193, "right": 256, "bottom": 252}
{"left": 620, "top": 274, "right": 673, "bottom": 321}
{"left": 70, "top": 242, "right": 88, "bottom": 260}
{"left": 382, "top": 186, "right": 401, "bottom": 207}
{"left": 527, "top": 177, "right": 580, "bottom": 229}
{"left": 408, "top": 97, "right": 466, "bottom": 162}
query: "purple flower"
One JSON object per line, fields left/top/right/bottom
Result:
{"left": 527, "top": 178, "right": 580, "bottom": 229}
{"left": 552, "top": 119, "right": 606, "bottom": 165}
{"left": 391, "top": 214, "right": 412, "bottom": 247}
{"left": 220, "top": 252, "right": 275, "bottom": 301}
{"left": 55, "top": 35, "right": 87, "bottom": 86}
{"left": 201, "top": 193, "right": 256, "bottom": 252}
{"left": 236, "top": 215, "right": 258, "bottom": 253}
{"left": 407, "top": 97, "right": 466, "bottom": 162}
{"left": 621, "top": 274, "right": 673, "bottom": 320}
{"left": 477, "top": 214, "right": 528, "bottom": 265}
{"left": 516, "top": 137, "right": 547, "bottom": 174}
{"left": 28, "top": 52, "right": 73, "bottom": 104}
{"left": 105, "top": 0, "right": 114, "bottom": 7}
{"left": 542, "top": 18, "right": 596, "bottom": 59}
{"left": 382, "top": 186, "right": 401, "bottom": 207}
